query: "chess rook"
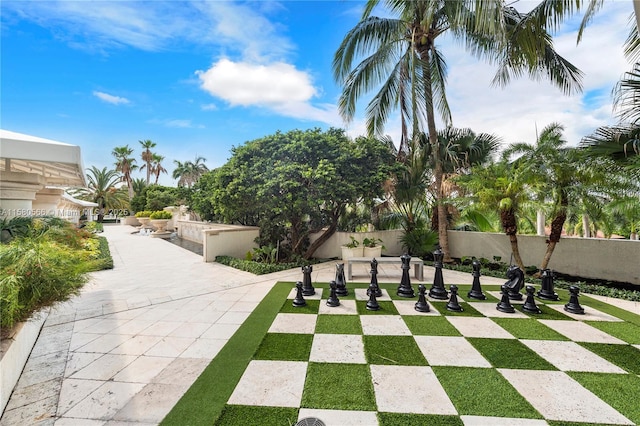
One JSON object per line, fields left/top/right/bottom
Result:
{"left": 301, "top": 265, "right": 315, "bottom": 296}
{"left": 537, "top": 269, "right": 560, "bottom": 301}
{"left": 564, "top": 285, "right": 585, "bottom": 314}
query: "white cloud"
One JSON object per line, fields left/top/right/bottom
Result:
{"left": 146, "top": 118, "right": 203, "bottom": 129}
{"left": 201, "top": 103, "right": 218, "bottom": 111}
{"left": 93, "top": 91, "right": 130, "bottom": 105}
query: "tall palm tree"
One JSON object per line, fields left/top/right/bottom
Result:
{"left": 112, "top": 145, "right": 138, "bottom": 199}
{"left": 172, "top": 156, "right": 208, "bottom": 188}
{"left": 139, "top": 139, "right": 157, "bottom": 185}
{"left": 72, "top": 166, "right": 129, "bottom": 222}
{"left": 151, "top": 154, "right": 168, "bottom": 184}
{"left": 131, "top": 178, "right": 147, "bottom": 198}
{"left": 333, "top": 0, "right": 584, "bottom": 262}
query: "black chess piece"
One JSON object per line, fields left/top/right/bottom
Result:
{"left": 397, "top": 253, "right": 415, "bottom": 298}
{"left": 366, "top": 258, "right": 382, "bottom": 297}
{"left": 366, "top": 281, "right": 380, "bottom": 311}
{"left": 326, "top": 280, "right": 340, "bottom": 307}
{"left": 564, "top": 285, "right": 585, "bottom": 314}
{"left": 522, "top": 285, "right": 542, "bottom": 314}
{"left": 504, "top": 264, "right": 525, "bottom": 300}
{"left": 414, "top": 283, "right": 430, "bottom": 312}
{"left": 446, "top": 285, "right": 463, "bottom": 312}
{"left": 335, "top": 263, "right": 348, "bottom": 296}
{"left": 429, "top": 247, "right": 449, "bottom": 300}
{"left": 292, "top": 281, "right": 307, "bottom": 307}
{"left": 467, "top": 259, "right": 486, "bottom": 300}
{"left": 537, "top": 268, "right": 560, "bottom": 301}
{"left": 301, "top": 265, "right": 315, "bottom": 296}
{"left": 496, "top": 284, "right": 516, "bottom": 313}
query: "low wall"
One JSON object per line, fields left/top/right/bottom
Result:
{"left": 203, "top": 226, "right": 260, "bottom": 262}
{"left": 176, "top": 220, "right": 217, "bottom": 244}
{"left": 447, "top": 230, "right": 640, "bottom": 285}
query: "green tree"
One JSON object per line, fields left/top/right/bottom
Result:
{"left": 333, "top": 0, "right": 584, "bottom": 262}
{"left": 72, "top": 166, "right": 129, "bottom": 222}
{"left": 112, "top": 145, "right": 138, "bottom": 199}
{"left": 173, "top": 156, "right": 209, "bottom": 188}
{"left": 139, "top": 139, "right": 157, "bottom": 185}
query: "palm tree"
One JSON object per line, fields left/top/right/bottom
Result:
{"left": 131, "top": 178, "right": 147, "bottom": 198}
{"left": 172, "top": 156, "right": 208, "bottom": 188}
{"left": 72, "top": 166, "right": 129, "bottom": 222}
{"left": 333, "top": 0, "right": 584, "bottom": 262}
{"left": 139, "top": 139, "right": 157, "bottom": 185}
{"left": 112, "top": 145, "right": 138, "bottom": 199}
{"left": 151, "top": 154, "right": 168, "bottom": 184}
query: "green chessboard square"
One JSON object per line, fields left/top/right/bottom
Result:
{"left": 356, "top": 300, "right": 400, "bottom": 315}
{"left": 585, "top": 321, "right": 640, "bottom": 344}
{"left": 568, "top": 372, "right": 640, "bottom": 425}
{"left": 213, "top": 405, "right": 299, "bottom": 426}
{"left": 363, "top": 335, "right": 428, "bottom": 366}
{"left": 301, "top": 362, "right": 376, "bottom": 411}
{"left": 280, "top": 298, "right": 320, "bottom": 314}
{"left": 430, "top": 301, "right": 484, "bottom": 317}
{"left": 577, "top": 342, "right": 640, "bottom": 375}
{"left": 492, "top": 318, "right": 569, "bottom": 340}
{"left": 315, "top": 314, "right": 362, "bottom": 334}
{"left": 433, "top": 366, "right": 542, "bottom": 418}
{"left": 515, "top": 304, "right": 575, "bottom": 320}
{"left": 402, "top": 315, "right": 462, "bottom": 336}
{"left": 253, "top": 333, "right": 313, "bottom": 361}
{"left": 468, "top": 338, "right": 557, "bottom": 370}
{"left": 377, "top": 412, "right": 464, "bottom": 426}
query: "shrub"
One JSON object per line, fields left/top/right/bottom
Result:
{"left": 149, "top": 210, "right": 173, "bottom": 220}
{"left": 135, "top": 210, "right": 153, "bottom": 218}
{"left": 215, "top": 256, "right": 313, "bottom": 275}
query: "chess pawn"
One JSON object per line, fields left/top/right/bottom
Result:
{"left": 367, "top": 258, "right": 382, "bottom": 297}
{"left": 537, "top": 269, "right": 559, "bottom": 301}
{"left": 335, "top": 263, "right": 348, "bottom": 296}
{"left": 564, "top": 285, "right": 585, "bottom": 314}
{"left": 429, "top": 247, "right": 449, "bottom": 300}
{"left": 522, "top": 285, "right": 542, "bottom": 314}
{"left": 467, "top": 259, "right": 486, "bottom": 300}
{"left": 415, "top": 283, "right": 430, "bottom": 313}
{"left": 446, "top": 285, "right": 463, "bottom": 312}
{"left": 366, "top": 281, "right": 380, "bottom": 311}
{"left": 397, "top": 253, "right": 415, "bottom": 298}
{"left": 496, "top": 284, "right": 516, "bottom": 313}
{"left": 301, "top": 265, "right": 315, "bottom": 296}
{"left": 326, "top": 280, "right": 340, "bottom": 307}
{"left": 292, "top": 281, "right": 307, "bottom": 307}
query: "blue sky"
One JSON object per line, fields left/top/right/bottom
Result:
{"left": 1, "top": 1, "right": 634, "bottom": 186}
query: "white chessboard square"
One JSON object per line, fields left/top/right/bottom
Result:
{"left": 268, "top": 313, "right": 317, "bottom": 334}
{"left": 370, "top": 365, "right": 457, "bottom": 415}
{"left": 446, "top": 317, "right": 515, "bottom": 339}
{"left": 354, "top": 288, "right": 391, "bottom": 301}
{"left": 520, "top": 340, "right": 627, "bottom": 373}
{"left": 360, "top": 315, "right": 412, "bottom": 335}
{"left": 392, "top": 300, "right": 440, "bottom": 316}
{"left": 499, "top": 369, "right": 633, "bottom": 424}
{"left": 309, "top": 334, "right": 366, "bottom": 364}
{"left": 468, "top": 302, "right": 528, "bottom": 318}
{"left": 286, "top": 287, "right": 324, "bottom": 301}
{"left": 426, "top": 293, "right": 466, "bottom": 303}
{"left": 228, "top": 360, "right": 307, "bottom": 407}
{"left": 413, "top": 336, "right": 492, "bottom": 368}
{"left": 298, "top": 409, "right": 378, "bottom": 426}
{"left": 546, "top": 304, "right": 623, "bottom": 322}
{"left": 538, "top": 320, "right": 627, "bottom": 344}
{"left": 318, "top": 299, "right": 358, "bottom": 315}
{"left": 460, "top": 416, "right": 548, "bottom": 426}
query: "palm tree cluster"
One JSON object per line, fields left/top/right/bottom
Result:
{"left": 172, "top": 156, "right": 209, "bottom": 188}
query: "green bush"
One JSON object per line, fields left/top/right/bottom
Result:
{"left": 87, "top": 236, "right": 113, "bottom": 271}
{"left": 149, "top": 210, "right": 173, "bottom": 219}
{"left": 135, "top": 210, "right": 153, "bottom": 218}
{"left": 215, "top": 256, "right": 312, "bottom": 275}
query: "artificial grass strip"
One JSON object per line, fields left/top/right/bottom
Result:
{"left": 516, "top": 304, "right": 575, "bottom": 320}
{"left": 356, "top": 300, "right": 400, "bottom": 315}
{"left": 378, "top": 412, "right": 463, "bottom": 426}
{"left": 568, "top": 372, "right": 640, "bottom": 425}
{"left": 433, "top": 366, "right": 542, "bottom": 418}
{"left": 301, "top": 362, "right": 376, "bottom": 411}
{"left": 577, "top": 342, "right": 640, "bottom": 374}
{"left": 315, "top": 314, "right": 362, "bottom": 334}
{"left": 253, "top": 333, "right": 313, "bottom": 361}
{"left": 579, "top": 295, "right": 640, "bottom": 326}
{"left": 491, "top": 318, "right": 569, "bottom": 341}
{"left": 585, "top": 321, "right": 640, "bottom": 344}
{"left": 468, "top": 338, "right": 557, "bottom": 370}
{"left": 161, "top": 282, "right": 290, "bottom": 426}
{"left": 363, "top": 335, "right": 428, "bottom": 366}
{"left": 279, "top": 298, "right": 320, "bottom": 314}
{"left": 430, "top": 302, "right": 484, "bottom": 317}
{"left": 402, "top": 315, "right": 462, "bottom": 336}
{"left": 213, "top": 405, "right": 298, "bottom": 426}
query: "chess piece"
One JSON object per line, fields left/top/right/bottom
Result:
{"left": 301, "top": 265, "right": 315, "bottom": 296}
{"left": 446, "top": 285, "right": 463, "bottom": 312}
{"left": 496, "top": 284, "right": 516, "bottom": 313}
{"left": 504, "top": 264, "right": 525, "bottom": 300}
{"left": 415, "top": 283, "right": 430, "bottom": 312}
{"left": 366, "top": 281, "right": 380, "bottom": 311}
{"left": 397, "top": 253, "right": 415, "bottom": 298}
{"left": 537, "top": 269, "right": 560, "bottom": 301}
{"left": 522, "top": 285, "right": 542, "bottom": 314}
{"left": 467, "top": 259, "right": 486, "bottom": 300}
{"left": 429, "top": 247, "right": 449, "bottom": 300}
{"left": 326, "top": 280, "right": 340, "bottom": 307}
{"left": 335, "top": 263, "right": 348, "bottom": 296}
{"left": 292, "top": 281, "right": 307, "bottom": 307}
{"left": 366, "top": 258, "right": 382, "bottom": 297}
{"left": 564, "top": 285, "right": 585, "bottom": 314}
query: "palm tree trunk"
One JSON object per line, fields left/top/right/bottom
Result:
{"left": 582, "top": 214, "right": 591, "bottom": 238}
{"left": 540, "top": 201, "right": 567, "bottom": 270}
{"left": 501, "top": 208, "right": 525, "bottom": 271}
{"left": 508, "top": 233, "right": 526, "bottom": 272}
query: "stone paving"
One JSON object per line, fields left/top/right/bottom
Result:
{"left": 0, "top": 224, "right": 502, "bottom": 425}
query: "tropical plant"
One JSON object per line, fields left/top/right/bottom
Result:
{"left": 362, "top": 237, "right": 385, "bottom": 248}
{"left": 112, "top": 145, "right": 138, "bottom": 199}
{"left": 71, "top": 166, "right": 129, "bottom": 222}
{"left": 135, "top": 210, "right": 153, "bottom": 218}
{"left": 173, "top": 156, "right": 209, "bottom": 188}
{"left": 149, "top": 210, "right": 172, "bottom": 220}
{"left": 345, "top": 236, "right": 360, "bottom": 248}
{"left": 139, "top": 139, "right": 157, "bottom": 185}
{"left": 131, "top": 178, "right": 147, "bottom": 197}
{"left": 151, "top": 153, "right": 168, "bottom": 184}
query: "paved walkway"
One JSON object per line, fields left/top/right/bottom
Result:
{"left": 0, "top": 224, "right": 505, "bottom": 425}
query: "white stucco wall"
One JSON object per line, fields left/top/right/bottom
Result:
{"left": 203, "top": 228, "right": 260, "bottom": 262}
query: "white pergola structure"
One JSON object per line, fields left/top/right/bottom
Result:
{"left": 0, "top": 129, "right": 96, "bottom": 222}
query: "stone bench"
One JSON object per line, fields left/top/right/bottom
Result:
{"left": 346, "top": 257, "right": 424, "bottom": 281}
